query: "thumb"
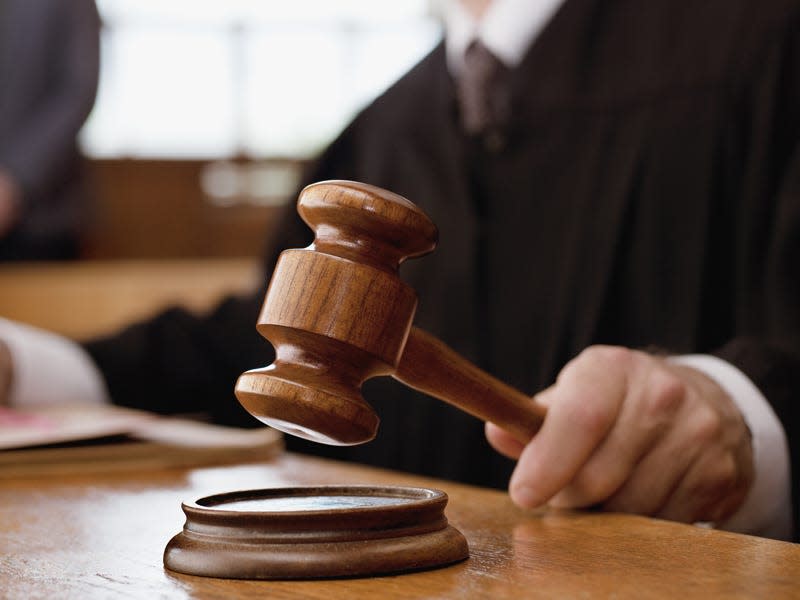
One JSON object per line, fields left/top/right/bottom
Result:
{"left": 485, "top": 421, "right": 525, "bottom": 459}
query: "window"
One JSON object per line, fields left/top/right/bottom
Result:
{"left": 81, "top": 0, "right": 442, "bottom": 159}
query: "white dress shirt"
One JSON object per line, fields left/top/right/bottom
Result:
{"left": 0, "top": 318, "right": 107, "bottom": 408}
{"left": 1, "top": 0, "right": 792, "bottom": 540}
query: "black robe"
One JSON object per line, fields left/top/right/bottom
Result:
{"left": 85, "top": 0, "right": 800, "bottom": 538}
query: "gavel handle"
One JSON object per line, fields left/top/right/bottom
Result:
{"left": 393, "top": 327, "right": 546, "bottom": 443}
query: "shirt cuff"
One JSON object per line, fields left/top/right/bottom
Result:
{"left": 669, "top": 354, "right": 793, "bottom": 540}
{"left": 0, "top": 318, "right": 109, "bottom": 408}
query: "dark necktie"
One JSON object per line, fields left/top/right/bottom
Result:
{"left": 457, "top": 40, "right": 511, "bottom": 137}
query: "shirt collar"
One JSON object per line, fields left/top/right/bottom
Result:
{"left": 442, "top": 0, "right": 566, "bottom": 76}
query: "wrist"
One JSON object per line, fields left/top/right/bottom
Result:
{"left": 668, "top": 353, "right": 793, "bottom": 540}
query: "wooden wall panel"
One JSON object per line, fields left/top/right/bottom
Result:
{"left": 82, "top": 159, "right": 301, "bottom": 259}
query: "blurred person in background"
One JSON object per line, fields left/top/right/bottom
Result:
{"left": 0, "top": 0, "right": 100, "bottom": 260}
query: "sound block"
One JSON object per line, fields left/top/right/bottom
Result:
{"left": 163, "top": 485, "right": 469, "bottom": 579}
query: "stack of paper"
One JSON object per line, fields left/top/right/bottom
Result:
{"left": 0, "top": 404, "right": 282, "bottom": 477}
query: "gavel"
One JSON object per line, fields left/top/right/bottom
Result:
{"left": 235, "top": 180, "right": 546, "bottom": 446}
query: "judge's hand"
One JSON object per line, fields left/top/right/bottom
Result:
{"left": 486, "top": 346, "right": 754, "bottom": 524}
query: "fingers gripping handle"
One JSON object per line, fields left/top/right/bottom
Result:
{"left": 394, "top": 327, "right": 546, "bottom": 443}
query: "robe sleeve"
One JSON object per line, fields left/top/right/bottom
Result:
{"left": 714, "top": 22, "right": 800, "bottom": 537}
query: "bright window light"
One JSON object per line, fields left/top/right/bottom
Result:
{"left": 81, "top": 0, "right": 442, "bottom": 159}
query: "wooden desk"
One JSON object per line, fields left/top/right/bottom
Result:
{"left": 0, "top": 259, "right": 261, "bottom": 339}
{"left": 1, "top": 453, "right": 797, "bottom": 598}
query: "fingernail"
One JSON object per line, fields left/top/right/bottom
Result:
{"left": 511, "top": 484, "right": 542, "bottom": 509}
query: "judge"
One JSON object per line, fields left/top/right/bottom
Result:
{"left": 1, "top": 0, "right": 797, "bottom": 541}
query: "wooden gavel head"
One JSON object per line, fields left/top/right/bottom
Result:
{"left": 235, "top": 180, "right": 438, "bottom": 445}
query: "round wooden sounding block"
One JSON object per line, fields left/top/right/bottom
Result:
{"left": 163, "top": 485, "right": 469, "bottom": 579}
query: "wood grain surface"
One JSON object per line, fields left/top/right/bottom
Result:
{"left": 1, "top": 453, "right": 797, "bottom": 599}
